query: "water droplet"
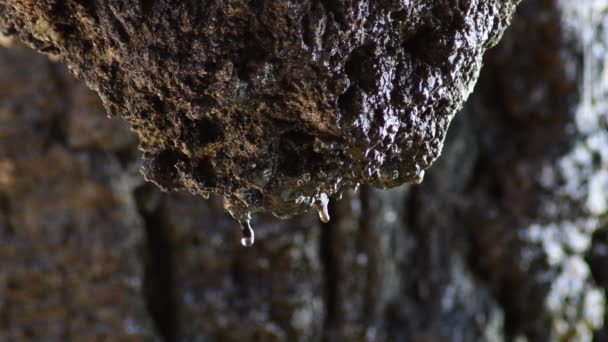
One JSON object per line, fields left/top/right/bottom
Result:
{"left": 313, "top": 193, "right": 330, "bottom": 223}
{"left": 201, "top": 191, "right": 210, "bottom": 199}
{"left": 412, "top": 170, "right": 425, "bottom": 184}
{"left": 239, "top": 218, "right": 255, "bottom": 247}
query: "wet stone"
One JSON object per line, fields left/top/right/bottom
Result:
{"left": 0, "top": 0, "right": 522, "bottom": 222}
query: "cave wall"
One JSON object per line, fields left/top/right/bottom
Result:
{"left": 1, "top": 0, "right": 608, "bottom": 341}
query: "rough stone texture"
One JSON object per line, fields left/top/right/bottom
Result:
{"left": 0, "top": 45, "right": 158, "bottom": 341}
{"left": 3, "top": 0, "right": 608, "bottom": 342}
{"left": 163, "top": 0, "right": 608, "bottom": 340}
{"left": 464, "top": 1, "right": 608, "bottom": 339}
{"left": 0, "top": 0, "right": 520, "bottom": 221}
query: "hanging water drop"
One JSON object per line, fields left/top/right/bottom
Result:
{"left": 201, "top": 191, "right": 210, "bottom": 199}
{"left": 239, "top": 217, "right": 255, "bottom": 247}
{"left": 412, "top": 170, "right": 425, "bottom": 184}
{"left": 314, "top": 193, "right": 330, "bottom": 223}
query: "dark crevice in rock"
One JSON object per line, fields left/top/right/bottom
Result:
{"left": 301, "top": 13, "right": 314, "bottom": 50}
{"left": 135, "top": 185, "right": 179, "bottom": 342}
{"left": 192, "top": 158, "right": 217, "bottom": 189}
{"left": 45, "top": 62, "right": 70, "bottom": 147}
{"left": 142, "top": 149, "right": 184, "bottom": 191}
{"left": 140, "top": 0, "right": 157, "bottom": 16}
{"left": 587, "top": 228, "right": 608, "bottom": 341}
{"left": 0, "top": 195, "right": 12, "bottom": 332}
{"left": 319, "top": 0, "right": 346, "bottom": 28}
{"left": 0, "top": 194, "right": 14, "bottom": 238}
{"left": 337, "top": 86, "right": 358, "bottom": 123}
{"left": 180, "top": 117, "right": 223, "bottom": 147}
{"left": 59, "top": 267, "right": 73, "bottom": 342}
{"left": 344, "top": 45, "right": 376, "bottom": 92}
{"left": 278, "top": 130, "right": 317, "bottom": 178}
{"left": 465, "top": 161, "right": 546, "bottom": 341}
{"left": 404, "top": 186, "right": 419, "bottom": 232}
{"left": 320, "top": 193, "right": 356, "bottom": 340}
{"left": 320, "top": 200, "right": 341, "bottom": 340}
{"left": 588, "top": 228, "right": 608, "bottom": 289}
{"left": 357, "top": 185, "right": 376, "bottom": 321}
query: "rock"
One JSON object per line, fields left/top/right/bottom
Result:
{"left": 0, "top": 0, "right": 520, "bottom": 220}
{"left": 460, "top": 0, "right": 608, "bottom": 339}
{"left": 3, "top": 1, "right": 608, "bottom": 341}
{"left": 0, "top": 45, "right": 157, "bottom": 340}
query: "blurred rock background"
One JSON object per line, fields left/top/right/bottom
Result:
{"left": 2, "top": 0, "right": 608, "bottom": 341}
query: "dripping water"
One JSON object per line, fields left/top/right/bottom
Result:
{"left": 239, "top": 214, "right": 255, "bottom": 247}
{"left": 412, "top": 170, "right": 425, "bottom": 184}
{"left": 314, "top": 193, "right": 331, "bottom": 223}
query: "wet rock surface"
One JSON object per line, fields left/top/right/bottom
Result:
{"left": 0, "top": 45, "right": 157, "bottom": 340}
{"left": 0, "top": 0, "right": 520, "bottom": 221}
{"left": 465, "top": 1, "right": 608, "bottom": 339}
{"left": 2, "top": 0, "right": 608, "bottom": 342}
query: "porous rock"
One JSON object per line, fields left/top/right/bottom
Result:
{"left": 0, "top": 0, "right": 520, "bottom": 220}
